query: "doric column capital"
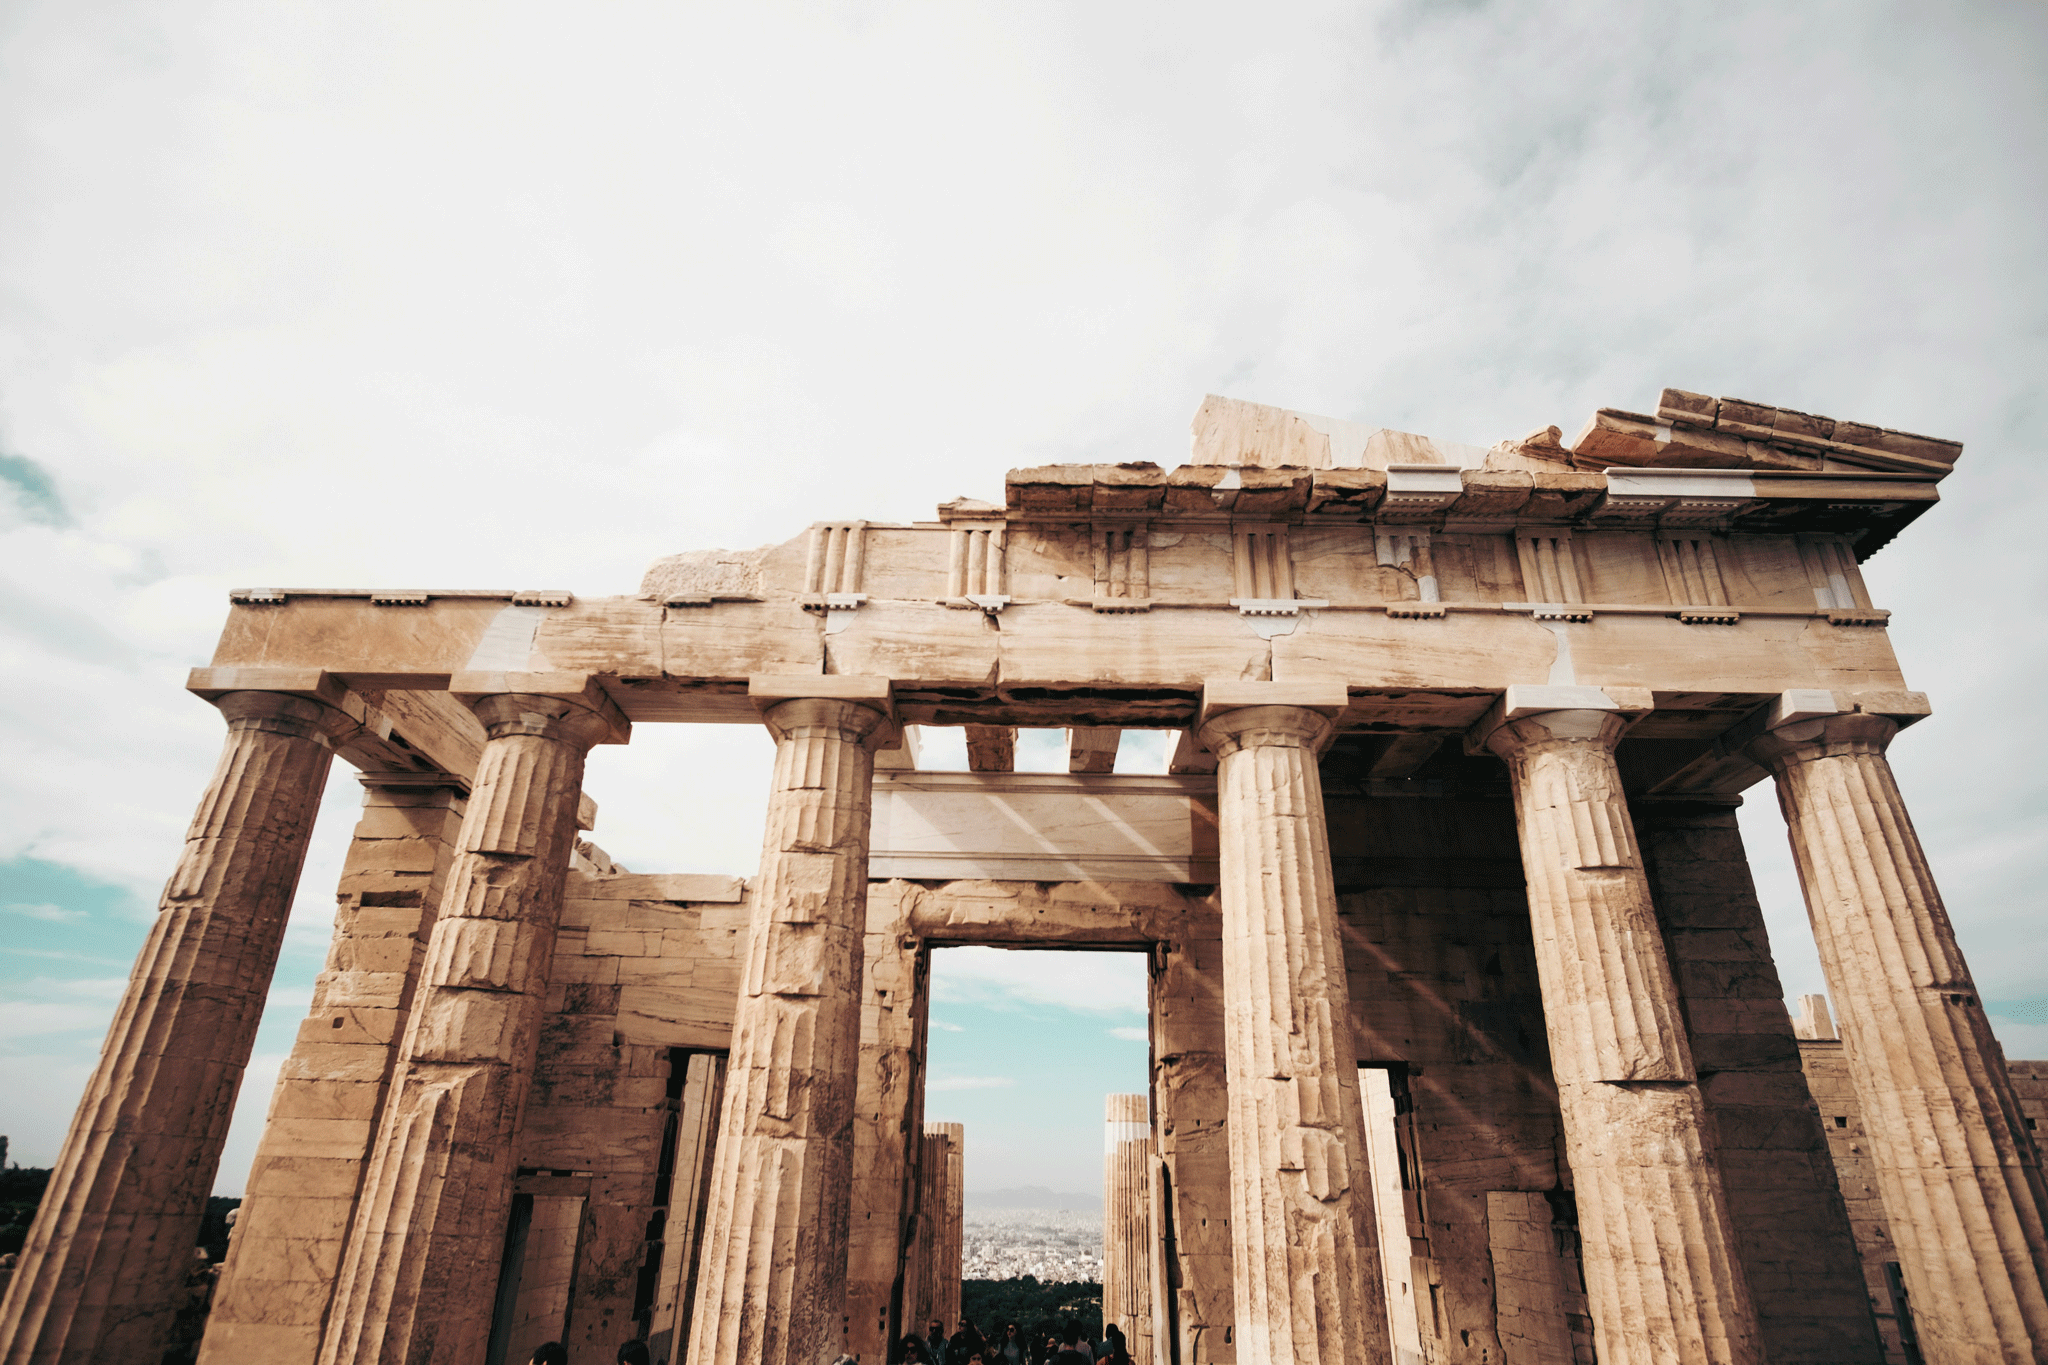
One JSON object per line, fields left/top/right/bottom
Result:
{"left": 453, "top": 671, "right": 630, "bottom": 748}
{"left": 1196, "top": 702, "right": 1333, "bottom": 759}
{"left": 211, "top": 688, "right": 365, "bottom": 748}
{"left": 466, "top": 690, "right": 624, "bottom": 750}
{"left": 1195, "top": 679, "right": 1346, "bottom": 759}
{"left": 749, "top": 673, "right": 895, "bottom": 750}
{"left": 1481, "top": 707, "right": 1630, "bottom": 762}
{"left": 759, "top": 695, "right": 892, "bottom": 749}
{"left": 1468, "top": 683, "right": 1650, "bottom": 760}
{"left": 1744, "top": 711, "right": 1897, "bottom": 771}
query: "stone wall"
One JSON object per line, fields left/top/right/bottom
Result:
{"left": 1635, "top": 803, "right": 1880, "bottom": 1363}
{"left": 503, "top": 865, "right": 749, "bottom": 1364}
{"left": 1329, "top": 786, "right": 1560, "bottom": 1365}
{"left": 1799, "top": 1043, "right": 2048, "bottom": 1365}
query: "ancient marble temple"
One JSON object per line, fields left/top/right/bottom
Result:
{"left": 3, "top": 389, "right": 2044, "bottom": 1365}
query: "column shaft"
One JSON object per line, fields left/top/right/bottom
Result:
{"left": 1752, "top": 715, "right": 2048, "bottom": 1361}
{"left": 903, "top": 1127, "right": 948, "bottom": 1335}
{"left": 0, "top": 692, "right": 343, "bottom": 1365}
{"left": 1102, "top": 1095, "right": 1154, "bottom": 1362}
{"left": 1196, "top": 704, "right": 1389, "bottom": 1365}
{"left": 685, "top": 698, "right": 885, "bottom": 1365}
{"left": 317, "top": 693, "right": 614, "bottom": 1365}
{"left": 933, "top": 1122, "right": 963, "bottom": 1334}
{"left": 1486, "top": 710, "right": 1760, "bottom": 1365}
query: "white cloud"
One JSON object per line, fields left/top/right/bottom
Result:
{"left": 929, "top": 1076, "right": 1016, "bottom": 1092}
{"left": 0, "top": 999, "right": 113, "bottom": 1037}
{"left": 931, "top": 1020, "right": 964, "bottom": 1033}
{"left": 931, "top": 946, "right": 1148, "bottom": 1016}
{"left": 1109, "top": 1027, "right": 1148, "bottom": 1043}
{"left": 1, "top": 0, "right": 2045, "bottom": 1182}
{"left": 3, "top": 902, "right": 85, "bottom": 922}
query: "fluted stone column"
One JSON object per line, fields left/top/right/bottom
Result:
{"left": 1102, "top": 1095, "right": 1154, "bottom": 1362}
{"left": 317, "top": 689, "right": 621, "bottom": 1365}
{"left": 902, "top": 1127, "right": 943, "bottom": 1333}
{"left": 686, "top": 693, "right": 889, "bottom": 1365}
{"left": 1195, "top": 688, "right": 1390, "bottom": 1365}
{"left": 932, "top": 1122, "right": 963, "bottom": 1333}
{"left": 1483, "top": 702, "right": 1761, "bottom": 1365}
{"left": 1750, "top": 710, "right": 2048, "bottom": 1361}
{"left": 0, "top": 691, "right": 350, "bottom": 1365}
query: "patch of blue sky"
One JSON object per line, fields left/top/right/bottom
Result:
{"left": 0, "top": 851, "right": 328, "bottom": 1191}
{"left": 924, "top": 946, "right": 1150, "bottom": 1198}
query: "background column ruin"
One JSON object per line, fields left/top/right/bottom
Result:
{"left": 685, "top": 686, "right": 889, "bottom": 1365}
{"left": 0, "top": 690, "right": 350, "bottom": 1365}
{"left": 1483, "top": 698, "right": 1761, "bottom": 1365}
{"left": 316, "top": 685, "right": 623, "bottom": 1365}
{"left": 1196, "top": 685, "right": 1391, "bottom": 1365}
{"left": 1750, "top": 709, "right": 2048, "bottom": 1361}
{"left": 901, "top": 1123, "right": 963, "bottom": 1340}
{"left": 925, "top": 1122, "right": 963, "bottom": 1335}
{"left": 1101, "top": 1094, "right": 1154, "bottom": 1363}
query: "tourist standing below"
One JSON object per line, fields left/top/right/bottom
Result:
{"left": 1051, "top": 1325, "right": 1092, "bottom": 1365}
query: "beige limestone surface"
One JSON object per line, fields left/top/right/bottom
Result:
{"left": 0, "top": 692, "right": 348, "bottom": 1365}
{"left": 202, "top": 772, "right": 469, "bottom": 1365}
{"left": 16, "top": 386, "right": 2041, "bottom": 1365}
{"left": 685, "top": 694, "right": 888, "bottom": 1365}
{"left": 1102, "top": 1094, "right": 1154, "bottom": 1363}
{"left": 1197, "top": 690, "right": 1391, "bottom": 1365}
{"left": 1483, "top": 703, "right": 1761, "bottom": 1365}
{"left": 1754, "top": 713, "right": 2048, "bottom": 1363}
{"left": 318, "top": 690, "right": 621, "bottom": 1365}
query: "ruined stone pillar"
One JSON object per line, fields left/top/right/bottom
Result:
{"left": 1102, "top": 1095, "right": 1154, "bottom": 1363}
{"left": 1195, "top": 685, "right": 1391, "bottom": 1365}
{"left": 0, "top": 691, "right": 349, "bottom": 1365}
{"left": 928, "top": 1121, "right": 963, "bottom": 1333}
{"left": 685, "top": 689, "right": 889, "bottom": 1365}
{"left": 901, "top": 1127, "right": 944, "bottom": 1334}
{"left": 1482, "top": 701, "right": 1761, "bottom": 1365}
{"left": 1749, "top": 711, "right": 2048, "bottom": 1361}
{"left": 316, "top": 686, "right": 623, "bottom": 1365}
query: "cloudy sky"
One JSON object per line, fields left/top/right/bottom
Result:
{"left": 1, "top": 2, "right": 2045, "bottom": 1197}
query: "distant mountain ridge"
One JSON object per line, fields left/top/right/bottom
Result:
{"left": 966, "top": 1184, "right": 1102, "bottom": 1211}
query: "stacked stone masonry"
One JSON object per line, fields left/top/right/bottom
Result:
{"left": 4, "top": 388, "right": 2042, "bottom": 1365}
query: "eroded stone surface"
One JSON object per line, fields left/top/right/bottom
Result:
{"left": 685, "top": 698, "right": 887, "bottom": 1365}
{"left": 17, "top": 388, "right": 2041, "bottom": 1365}
{"left": 0, "top": 693, "right": 346, "bottom": 1365}
{"left": 1485, "top": 709, "right": 1762, "bottom": 1365}
{"left": 317, "top": 692, "right": 618, "bottom": 1365}
{"left": 1754, "top": 715, "right": 2048, "bottom": 1363}
{"left": 1198, "top": 699, "right": 1391, "bottom": 1365}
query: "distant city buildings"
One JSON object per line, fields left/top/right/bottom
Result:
{"left": 962, "top": 1210, "right": 1103, "bottom": 1283}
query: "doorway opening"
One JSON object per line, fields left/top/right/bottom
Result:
{"left": 923, "top": 944, "right": 1151, "bottom": 1340}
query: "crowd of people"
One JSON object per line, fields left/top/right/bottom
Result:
{"left": 526, "top": 1341, "right": 646, "bottom": 1365}
{"left": 894, "top": 1318, "right": 1135, "bottom": 1365}
{"left": 518, "top": 1319, "right": 1137, "bottom": 1365}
